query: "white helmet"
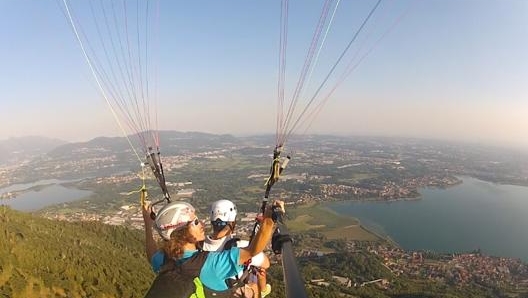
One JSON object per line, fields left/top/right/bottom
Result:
{"left": 210, "top": 199, "right": 237, "bottom": 222}
{"left": 154, "top": 201, "right": 196, "bottom": 240}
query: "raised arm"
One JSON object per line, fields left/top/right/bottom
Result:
{"left": 142, "top": 201, "right": 158, "bottom": 262}
{"left": 239, "top": 201, "right": 284, "bottom": 265}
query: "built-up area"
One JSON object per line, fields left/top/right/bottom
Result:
{"left": 298, "top": 241, "right": 528, "bottom": 292}
{"left": 3, "top": 135, "right": 528, "bottom": 295}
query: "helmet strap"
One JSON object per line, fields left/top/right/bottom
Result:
{"left": 228, "top": 221, "right": 236, "bottom": 232}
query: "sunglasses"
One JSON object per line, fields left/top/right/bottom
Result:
{"left": 211, "top": 220, "right": 228, "bottom": 227}
{"left": 188, "top": 218, "right": 200, "bottom": 227}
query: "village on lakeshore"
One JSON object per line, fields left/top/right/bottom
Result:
{"left": 2, "top": 134, "right": 528, "bottom": 294}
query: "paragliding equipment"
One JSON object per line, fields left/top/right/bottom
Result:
{"left": 264, "top": 146, "right": 291, "bottom": 199}
{"left": 249, "top": 146, "right": 290, "bottom": 242}
{"left": 61, "top": 0, "right": 171, "bottom": 207}
{"left": 253, "top": 0, "right": 410, "bottom": 297}
{"left": 145, "top": 146, "right": 171, "bottom": 218}
{"left": 275, "top": 0, "right": 384, "bottom": 148}
{"left": 58, "top": 1, "right": 413, "bottom": 296}
{"left": 271, "top": 210, "right": 306, "bottom": 298}
{"left": 249, "top": 146, "right": 307, "bottom": 298}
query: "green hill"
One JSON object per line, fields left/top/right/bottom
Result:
{"left": 0, "top": 206, "right": 154, "bottom": 298}
{"left": 2, "top": 204, "right": 526, "bottom": 298}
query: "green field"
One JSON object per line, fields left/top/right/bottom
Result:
{"left": 188, "top": 156, "right": 267, "bottom": 171}
{"left": 286, "top": 203, "right": 381, "bottom": 242}
{"left": 338, "top": 173, "right": 378, "bottom": 184}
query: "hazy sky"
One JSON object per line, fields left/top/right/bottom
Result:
{"left": 1, "top": 0, "right": 527, "bottom": 149}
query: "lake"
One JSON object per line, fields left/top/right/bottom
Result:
{"left": 327, "top": 176, "right": 528, "bottom": 261}
{"left": 0, "top": 179, "right": 92, "bottom": 211}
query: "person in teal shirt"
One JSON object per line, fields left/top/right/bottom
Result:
{"left": 142, "top": 200, "right": 283, "bottom": 295}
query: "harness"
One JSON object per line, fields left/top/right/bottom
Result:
{"left": 143, "top": 251, "right": 233, "bottom": 298}
{"left": 222, "top": 238, "right": 258, "bottom": 290}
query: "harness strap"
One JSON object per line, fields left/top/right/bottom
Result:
{"left": 189, "top": 277, "right": 206, "bottom": 298}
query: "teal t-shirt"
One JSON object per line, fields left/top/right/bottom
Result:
{"left": 150, "top": 248, "right": 244, "bottom": 291}
{"left": 151, "top": 250, "right": 165, "bottom": 273}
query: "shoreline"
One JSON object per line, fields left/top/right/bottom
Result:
{"left": 313, "top": 178, "right": 470, "bottom": 244}
{"left": 321, "top": 178, "right": 528, "bottom": 262}
{"left": 296, "top": 202, "right": 401, "bottom": 246}
{"left": 358, "top": 223, "right": 401, "bottom": 248}
{"left": 323, "top": 202, "right": 401, "bottom": 247}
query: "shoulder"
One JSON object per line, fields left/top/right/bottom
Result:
{"left": 201, "top": 248, "right": 243, "bottom": 279}
{"left": 204, "top": 247, "right": 241, "bottom": 267}
{"left": 151, "top": 250, "right": 166, "bottom": 273}
{"left": 178, "top": 251, "right": 209, "bottom": 274}
{"left": 182, "top": 249, "right": 200, "bottom": 259}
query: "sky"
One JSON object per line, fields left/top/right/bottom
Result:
{"left": 1, "top": 0, "right": 527, "bottom": 149}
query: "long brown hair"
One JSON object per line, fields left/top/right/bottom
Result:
{"left": 161, "top": 225, "right": 198, "bottom": 260}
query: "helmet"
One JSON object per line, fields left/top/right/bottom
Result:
{"left": 210, "top": 199, "right": 237, "bottom": 222}
{"left": 154, "top": 201, "right": 196, "bottom": 240}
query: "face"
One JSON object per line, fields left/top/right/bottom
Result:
{"left": 212, "top": 221, "right": 236, "bottom": 238}
{"left": 188, "top": 217, "right": 205, "bottom": 242}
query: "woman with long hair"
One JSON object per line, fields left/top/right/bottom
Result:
{"left": 142, "top": 200, "right": 283, "bottom": 297}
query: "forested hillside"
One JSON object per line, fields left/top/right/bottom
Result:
{"left": 0, "top": 206, "right": 154, "bottom": 298}
{"left": 2, "top": 205, "right": 526, "bottom": 298}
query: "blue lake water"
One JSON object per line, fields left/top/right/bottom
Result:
{"left": 327, "top": 176, "right": 528, "bottom": 261}
{"left": 0, "top": 180, "right": 92, "bottom": 211}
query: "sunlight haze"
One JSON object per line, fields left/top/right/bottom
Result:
{"left": 1, "top": 0, "right": 527, "bottom": 148}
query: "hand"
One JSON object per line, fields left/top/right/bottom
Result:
{"left": 263, "top": 200, "right": 285, "bottom": 219}
{"left": 255, "top": 267, "right": 266, "bottom": 277}
{"left": 142, "top": 201, "right": 153, "bottom": 226}
{"left": 273, "top": 200, "right": 285, "bottom": 214}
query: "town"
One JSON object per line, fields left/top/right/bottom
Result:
{"left": 2, "top": 134, "right": 528, "bottom": 297}
{"left": 297, "top": 241, "right": 528, "bottom": 293}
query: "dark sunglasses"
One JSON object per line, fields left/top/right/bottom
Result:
{"left": 211, "top": 219, "right": 228, "bottom": 227}
{"left": 188, "top": 218, "right": 200, "bottom": 226}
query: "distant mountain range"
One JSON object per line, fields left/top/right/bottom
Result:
{"left": 1, "top": 131, "right": 252, "bottom": 183}
{"left": 0, "top": 132, "right": 242, "bottom": 165}
{"left": 0, "top": 136, "right": 68, "bottom": 166}
{"left": 6, "top": 132, "right": 522, "bottom": 187}
{"left": 46, "top": 131, "right": 241, "bottom": 158}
